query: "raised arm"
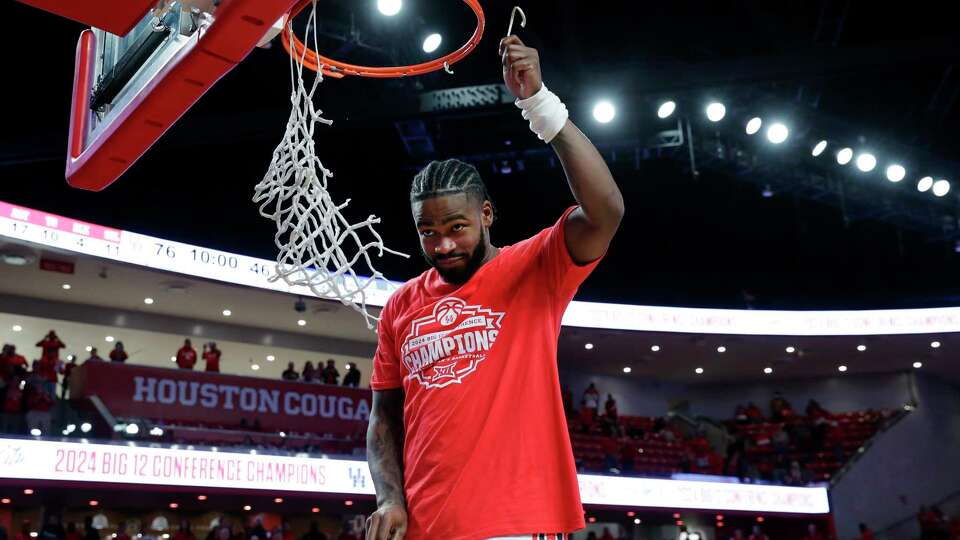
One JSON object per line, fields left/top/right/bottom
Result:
{"left": 501, "top": 35, "right": 624, "bottom": 264}
{"left": 365, "top": 388, "right": 408, "bottom": 539}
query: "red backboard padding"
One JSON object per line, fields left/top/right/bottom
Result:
{"left": 64, "top": 0, "right": 300, "bottom": 191}
{"left": 15, "top": 0, "right": 155, "bottom": 36}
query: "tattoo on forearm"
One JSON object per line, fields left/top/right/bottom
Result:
{"left": 367, "top": 406, "right": 406, "bottom": 507}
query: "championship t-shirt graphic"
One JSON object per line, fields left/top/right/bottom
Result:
{"left": 401, "top": 297, "right": 504, "bottom": 389}
{"left": 371, "top": 206, "right": 603, "bottom": 540}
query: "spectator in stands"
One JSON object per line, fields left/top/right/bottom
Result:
{"left": 82, "top": 517, "right": 99, "bottom": 540}
{"left": 619, "top": 437, "right": 635, "bottom": 474}
{"left": 64, "top": 523, "right": 81, "bottom": 540}
{"left": 321, "top": 359, "right": 340, "bottom": 385}
{"left": 24, "top": 362, "right": 55, "bottom": 435}
{"left": 806, "top": 399, "right": 829, "bottom": 419}
{"left": 302, "top": 361, "right": 317, "bottom": 382}
{"left": 202, "top": 343, "right": 221, "bottom": 373}
{"left": 729, "top": 529, "right": 746, "bottom": 540}
{"left": 16, "top": 522, "right": 32, "bottom": 540}
{"left": 745, "top": 402, "right": 764, "bottom": 422}
{"left": 0, "top": 345, "right": 28, "bottom": 405}
{"left": 772, "top": 427, "right": 791, "bottom": 454}
{"left": 599, "top": 527, "right": 615, "bottom": 540}
{"left": 114, "top": 523, "right": 130, "bottom": 540}
{"left": 249, "top": 519, "right": 267, "bottom": 540}
{"left": 561, "top": 385, "right": 574, "bottom": 418}
{"left": 173, "top": 521, "right": 195, "bottom": 540}
{"left": 176, "top": 340, "right": 197, "bottom": 370}
{"left": 734, "top": 404, "right": 749, "bottom": 424}
{"left": 85, "top": 348, "right": 104, "bottom": 363}
{"left": 604, "top": 394, "right": 618, "bottom": 420}
{"left": 40, "top": 514, "right": 65, "bottom": 540}
{"left": 578, "top": 399, "right": 594, "bottom": 432}
{"left": 858, "top": 524, "right": 875, "bottom": 540}
{"left": 748, "top": 525, "right": 769, "bottom": 540}
{"left": 60, "top": 356, "right": 78, "bottom": 399}
{"left": 601, "top": 434, "right": 620, "bottom": 473}
{"left": 784, "top": 460, "right": 812, "bottom": 486}
{"left": 282, "top": 362, "right": 299, "bottom": 381}
{"left": 109, "top": 342, "right": 128, "bottom": 363}
{"left": 770, "top": 391, "right": 794, "bottom": 421}
{"left": 342, "top": 363, "right": 361, "bottom": 387}
{"left": 802, "top": 523, "right": 824, "bottom": 540}
{"left": 37, "top": 331, "right": 66, "bottom": 363}
{"left": 334, "top": 522, "right": 355, "bottom": 540}
{"left": 300, "top": 522, "right": 327, "bottom": 540}
{"left": 583, "top": 383, "right": 600, "bottom": 416}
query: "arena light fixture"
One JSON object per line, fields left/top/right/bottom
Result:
{"left": 857, "top": 344, "right": 867, "bottom": 352}
{"left": 745, "top": 117, "right": 762, "bottom": 135}
{"left": 197, "top": 495, "right": 207, "bottom": 501}
{"left": 836, "top": 148, "right": 853, "bottom": 165}
{"left": 80, "top": 422, "right": 92, "bottom": 433}
{"left": 886, "top": 164, "right": 906, "bottom": 182}
{"left": 593, "top": 101, "right": 616, "bottom": 124}
{"left": 251, "top": 364, "right": 261, "bottom": 371}
{"left": 266, "top": 355, "right": 276, "bottom": 361}
{"left": 297, "top": 319, "right": 307, "bottom": 326}
{"left": 766, "top": 122, "right": 788, "bottom": 144}
{"left": 838, "top": 365, "right": 848, "bottom": 372}
{"left": 706, "top": 102, "right": 726, "bottom": 122}
{"left": 377, "top": 0, "right": 401, "bottom": 16}
{"left": 144, "top": 297, "right": 154, "bottom": 305}
{"left": 422, "top": 33, "right": 442, "bottom": 53}
{"left": 12, "top": 324, "right": 22, "bottom": 332}
{"left": 89, "top": 500, "right": 98, "bottom": 506}
{"left": 1, "top": 498, "right": 10, "bottom": 504}
{"left": 634, "top": 519, "right": 641, "bottom": 525}
{"left": 812, "top": 140, "right": 828, "bottom": 157}
{"left": 584, "top": 343, "right": 594, "bottom": 350}
{"left": 931, "top": 341, "right": 941, "bottom": 349}
{"left": 622, "top": 366, "right": 632, "bottom": 373}
{"left": 651, "top": 345, "right": 660, "bottom": 352}
{"left": 932, "top": 179, "right": 951, "bottom": 197}
{"left": 243, "top": 505, "right": 252, "bottom": 511}
{"left": 105, "top": 336, "right": 114, "bottom": 342}
{"left": 125, "top": 423, "right": 139, "bottom": 435}
{"left": 345, "top": 500, "right": 354, "bottom": 506}
{"left": 917, "top": 176, "right": 934, "bottom": 192}
{"left": 23, "top": 489, "right": 34, "bottom": 495}
{"left": 222, "top": 309, "right": 232, "bottom": 317}
{"left": 717, "top": 346, "right": 727, "bottom": 353}
{"left": 855, "top": 153, "right": 877, "bottom": 172}
{"left": 150, "top": 427, "right": 164, "bottom": 436}
{"left": 85, "top": 346, "right": 93, "bottom": 352}
{"left": 168, "top": 503, "right": 178, "bottom": 509}
{"left": 274, "top": 498, "right": 284, "bottom": 503}
{"left": 170, "top": 356, "right": 176, "bottom": 362}
{"left": 30, "top": 428, "right": 41, "bottom": 436}
{"left": 785, "top": 346, "right": 796, "bottom": 353}
{"left": 763, "top": 367, "right": 773, "bottom": 374}
{"left": 62, "top": 283, "right": 72, "bottom": 290}
{"left": 913, "top": 361, "right": 923, "bottom": 369}
{"left": 311, "top": 507, "right": 320, "bottom": 513}
{"left": 695, "top": 367, "right": 704, "bottom": 374}
{"left": 658, "top": 101, "right": 676, "bottom": 119}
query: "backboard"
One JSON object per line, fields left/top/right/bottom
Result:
{"left": 18, "top": 0, "right": 296, "bottom": 191}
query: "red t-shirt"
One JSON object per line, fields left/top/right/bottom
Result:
{"left": 38, "top": 356, "right": 58, "bottom": 382}
{"left": 371, "top": 206, "right": 600, "bottom": 540}
{"left": 110, "top": 350, "right": 128, "bottom": 363}
{"left": 203, "top": 350, "right": 221, "bottom": 372}
{"left": 176, "top": 347, "right": 197, "bottom": 369}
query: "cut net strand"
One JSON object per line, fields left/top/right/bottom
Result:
{"left": 253, "top": 0, "right": 408, "bottom": 329}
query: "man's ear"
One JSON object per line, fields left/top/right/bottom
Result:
{"left": 481, "top": 200, "right": 494, "bottom": 227}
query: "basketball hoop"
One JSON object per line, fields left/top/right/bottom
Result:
{"left": 280, "top": 0, "right": 485, "bottom": 79}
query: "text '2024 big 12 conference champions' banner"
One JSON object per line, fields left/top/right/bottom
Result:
{"left": 70, "top": 363, "right": 372, "bottom": 436}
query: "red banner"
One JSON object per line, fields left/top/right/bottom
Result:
{"left": 70, "top": 363, "right": 371, "bottom": 436}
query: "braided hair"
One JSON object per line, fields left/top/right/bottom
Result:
{"left": 410, "top": 159, "right": 494, "bottom": 214}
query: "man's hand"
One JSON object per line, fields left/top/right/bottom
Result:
{"left": 500, "top": 35, "right": 542, "bottom": 99}
{"left": 365, "top": 502, "right": 407, "bottom": 540}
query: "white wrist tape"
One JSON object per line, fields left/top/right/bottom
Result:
{"left": 515, "top": 84, "right": 568, "bottom": 144}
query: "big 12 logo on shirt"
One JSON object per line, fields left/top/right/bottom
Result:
{"left": 400, "top": 297, "right": 505, "bottom": 389}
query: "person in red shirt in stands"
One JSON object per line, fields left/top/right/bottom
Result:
{"left": 64, "top": 522, "right": 83, "bottom": 540}
{"left": 859, "top": 524, "right": 875, "bottom": 540}
{"left": 302, "top": 361, "right": 317, "bottom": 382}
{"left": 115, "top": 523, "right": 130, "bottom": 540}
{"left": 173, "top": 520, "right": 196, "bottom": 540}
{"left": 176, "top": 339, "right": 197, "bottom": 370}
{"left": 1, "top": 344, "right": 28, "bottom": 383}
{"left": 321, "top": 359, "right": 340, "bottom": 385}
{"left": 60, "top": 355, "right": 78, "bottom": 399}
{"left": 202, "top": 342, "right": 222, "bottom": 373}
{"left": 109, "top": 342, "right": 128, "bottom": 363}
{"left": 746, "top": 402, "right": 764, "bottom": 422}
{"left": 36, "top": 331, "right": 65, "bottom": 362}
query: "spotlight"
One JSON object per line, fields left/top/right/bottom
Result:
{"left": 812, "top": 140, "right": 828, "bottom": 157}
{"left": 243, "top": 505, "right": 252, "bottom": 511}
{"left": 222, "top": 309, "right": 232, "bottom": 317}
{"left": 857, "top": 344, "right": 867, "bottom": 352}
{"left": 933, "top": 179, "right": 951, "bottom": 197}
{"left": 745, "top": 117, "right": 762, "bottom": 135}
{"left": 634, "top": 519, "right": 641, "bottom": 525}
{"left": 717, "top": 346, "right": 726, "bottom": 353}
{"left": 251, "top": 364, "right": 261, "bottom": 371}
{"left": 657, "top": 101, "right": 676, "bottom": 119}
{"left": 917, "top": 176, "right": 934, "bottom": 192}
{"left": 695, "top": 367, "right": 704, "bottom": 374}
{"left": 706, "top": 102, "right": 726, "bottom": 122}
{"left": 150, "top": 427, "right": 164, "bottom": 436}
{"left": 85, "top": 346, "right": 92, "bottom": 352}
{"left": 144, "top": 297, "right": 154, "bottom": 305}
{"left": 274, "top": 498, "right": 284, "bottom": 504}
{"left": 836, "top": 148, "right": 853, "bottom": 165}
{"left": 766, "top": 122, "right": 788, "bottom": 144}
{"left": 30, "top": 428, "right": 41, "bottom": 436}
{"left": 422, "top": 33, "right": 442, "bottom": 53}
{"left": 856, "top": 153, "right": 877, "bottom": 172}
{"left": 913, "top": 361, "right": 923, "bottom": 369}
{"left": 761, "top": 185, "right": 774, "bottom": 198}
{"left": 377, "top": 0, "right": 401, "bottom": 16}
{"left": 12, "top": 324, "right": 22, "bottom": 332}
{"left": 931, "top": 341, "right": 941, "bottom": 349}
{"left": 838, "top": 365, "right": 848, "bottom": 372}
{"left": 763, "top": 367, "right": 773, "bottom": 374}
{"left": 297, "top": 319, "right": 307, "bottom": 326}
{"left": 886, "top": 164, "right": 906, "bottom": 182}
{"left": 125, "top": 423, "right": 140, "bottom": 435}
{"left": 651, "top": 345, "right": 660, "bottom": 352}
{"left": 786, "top": 346, "right": 796, "bottom": 353}
{"left": 80, "top": 422, "right": 92, "bottom": 433}
{"left": 593, "top": 101, "right": 616, "bottom": 124}
{"left": 197, "top": 495, "right": 207, "bottom": 501}
{"left": 622, "top": 367, "right": 632, "bottom": 373}
{"left": 168, "top": 503, "right": 178, "bottom": 509}
{"left": 266, "top": 355, "right": 276, "bottom": 361}
{"left": 62, "top": 283, "right": 72, "bottom": 290}
{"left": 584, "top": 343, "right": 594, "bottom": 350}
{"left": 105, "top": 336, "right": 114, "bottom": 342}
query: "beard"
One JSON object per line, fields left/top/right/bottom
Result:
{"left": 422, "top": 228, "right": 488, "bottom": 285}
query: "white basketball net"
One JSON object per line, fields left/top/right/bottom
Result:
{"left": 253, "top": 0, "right": 408, "bottom": 329}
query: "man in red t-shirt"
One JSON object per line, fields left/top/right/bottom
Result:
{"left": 176, "top": 339, "right": 197, "bottom": 370}
{"left": 365, "top": 36, "right": 623, "bottom": 540}
{"left": 202, "top": 342, "right": 221, "bottom": 372}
